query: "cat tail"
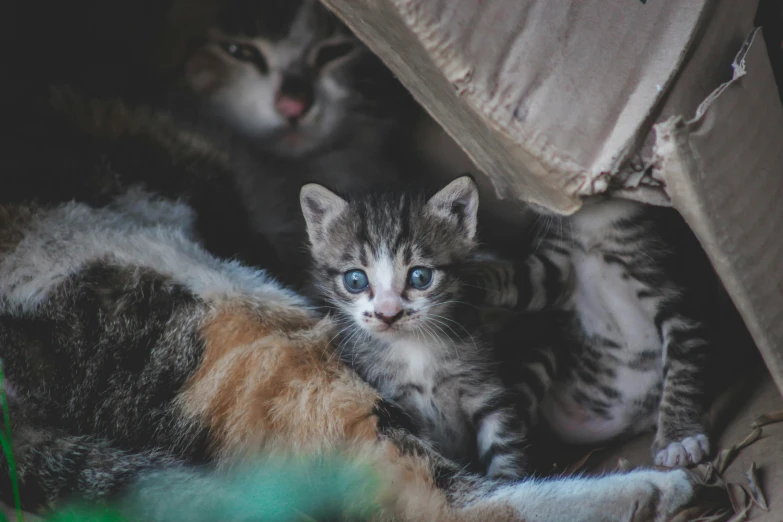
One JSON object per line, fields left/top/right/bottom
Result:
{"left": 1, "top": 419, "right": 384, "bottom": 522}
{"left": 0, "top": 417, "right": 186, "bottom": 512}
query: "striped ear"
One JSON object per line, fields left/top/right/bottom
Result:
{"left": 300, "top": 184, "right": 348, "bottom": 248}
{"left": 426, "top": 176, "right": 479, "bottom": 242}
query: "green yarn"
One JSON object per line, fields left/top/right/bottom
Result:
{"left": 43, "top": 456, "right": 381, "bottom": 522}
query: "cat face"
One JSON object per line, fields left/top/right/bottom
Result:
{"left": 185, "top": 0, "right": 375, "bottom": 157}
{"left": 301, "top": 177, "right": 479, "bottom": 342}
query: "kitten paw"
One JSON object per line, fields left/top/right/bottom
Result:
{"left": 654, "top": 434, "right": 709, "bottom": 467}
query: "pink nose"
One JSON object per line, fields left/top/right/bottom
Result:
{"left": 275, "top": 95, "right": 309, "bottom": 120}
{"left": 375, "top": 309, "right": 404, "bottom": 325}
{"left": 374, "top": 295, "right": 403, "bottom": 325}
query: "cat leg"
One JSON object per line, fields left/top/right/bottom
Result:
{"left": 460, "top": 378, "right": 528, "bottom": 480}
{"left": 492, "top": 310, "right": 570, "bottom": 426}
{"left": 514, "top": 240, "right": 576, "bottom": 311}
{"left": 489, "top": 467, "right": 695, "bottom": 522}
{"left": 378, "top": 425, "right": 697, "bottom": 522}
{"left": 468, "top": 240, "right": 575, "bottom": 311}
{"left": 653, "top": 314, "right": 711, "bottom": 467}
{"left": 462, "top": 253, "right": 519, "bottom": 308}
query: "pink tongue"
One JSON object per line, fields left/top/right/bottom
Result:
{"left": 276, "top": 96, "right": 307, "bottom": 118}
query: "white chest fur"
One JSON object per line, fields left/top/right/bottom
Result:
{"left": 571, "top": 252, "right": 661, "bottom": 357}
{"left": 383, "top": 338, "right": 438, "bottom": 389}
{"left": 542, "top": 200, "right": 663, "bottom": 444}
{"left": 570, "top": 201, "right": 661, "bottom": 352}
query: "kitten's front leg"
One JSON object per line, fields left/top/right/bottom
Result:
{"left": 463, "top": 378, "right": 528, "bottom": 480}
{"left": 653, "top": 313, "right": 711, "bottom": 467}
{"left": 493, "top": 468, "right": 696, "bottom": 522}
{"left": 514, "top": 240, "right": 575, "bottom": 311}
{"left": 467, "top": 241, "right": 575, "bottom": 311}
{"left": 462, "top": 253, "right": 519, "bottom": 308}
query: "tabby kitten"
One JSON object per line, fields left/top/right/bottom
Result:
{"left": 487, "top": 198, "right": 753, "bottom": 468}
{"left": 300, "top": 176, "right": 528, "bottom": 480}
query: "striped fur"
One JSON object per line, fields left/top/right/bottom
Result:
{"left": 484, "top": 198, "right": 754, "bottom": 467}
{"left": 300, "top": 178, "right": 528, "bottom": 480}
{"left": 0, "top": 192, "right": 699, "bottom": 520}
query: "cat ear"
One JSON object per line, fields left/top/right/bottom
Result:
{"left": 426, "top": 176, "right": 479, "bottom": 242}
{"left": 300, "top": 184, "right": 348, "bottom": 246}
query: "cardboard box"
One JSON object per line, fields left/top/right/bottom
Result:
{"left": 319, "top": 0, "right": 783, "bottom": 397}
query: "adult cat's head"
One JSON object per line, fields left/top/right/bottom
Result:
{"left": 185, "top": 0, "right": 400, "bottom": 157}
{"left": 300, "top": 176, "right": 480, "bottom": 342}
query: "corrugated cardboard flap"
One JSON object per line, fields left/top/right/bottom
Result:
{"left": 656, "top": 28, "right": 783, "bottom": 396}
{"left": 321, "top": 0, "right": 758, "bottom": 213}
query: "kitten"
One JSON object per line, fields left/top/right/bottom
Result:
{"left": 300, "top": 176, "right": 528, "bottom": 480}
{"left": 0, "top": 88, "right": 698, "bottom": 521}
{"left": 485, "top": 197, "right": 755, "bottom": 467}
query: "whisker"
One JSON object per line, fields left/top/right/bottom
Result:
{"left": 415, "top": 300, "right": 481, "bottom": 312}
{"left": 423, "top": 319, "right": 459, "bottom": 361}
{"left": 428, "top": 314, "right": 479, "bottom": 352}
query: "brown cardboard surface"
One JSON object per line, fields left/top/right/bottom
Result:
{"left": 656, "top": 28, "right": 783, "bottom": 398}
{"left": 320, "top": 0, "right": 759, "bottom": 213}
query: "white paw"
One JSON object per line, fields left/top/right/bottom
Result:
{"left": 486, "top": 456, "right": 526, "bottom": 482}
{"left": 654, "top": 434, "right": 709, "bottom": 467}
{"left": 609, "top": 469, "right": 695, "bottom": 522}
{"left": 648, "top": 468, "right": 697, "bottom": 522}
{"left": 503, "top": 468, "right": 695, "bottom": 522}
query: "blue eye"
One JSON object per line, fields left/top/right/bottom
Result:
{"left": 343, "top": 269, "right": 369, "bottom": 293}
{"left": 408, "top": 267, "right": 433, "bottom": 289}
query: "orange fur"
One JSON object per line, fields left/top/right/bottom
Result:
{"left": 179, "top": 306, "right": 380, "bottom": 460}
{"left": 369, "top": 444, "right": 519, "bottom": 522}
{"left": 178, "top": 305, "right": 522, "bottom": 521}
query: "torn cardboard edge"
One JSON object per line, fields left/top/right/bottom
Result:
{"left": 612, "top": 26, "right": 757, "bottom": 205}
{"left": 319, "top": 0, "right": 581, "bottom": 212}
{"left": 322, "top": 0, "right": 761, "bottom": 214}
{"left": 655, "top": 27, "right": 783, "bottom": 398}
{"left": 386, "top": 0, "right": 715, "bottom": 209}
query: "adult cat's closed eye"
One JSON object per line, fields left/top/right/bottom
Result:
{"left": 185, "top": 0, "right": 386, "bottom": 159}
